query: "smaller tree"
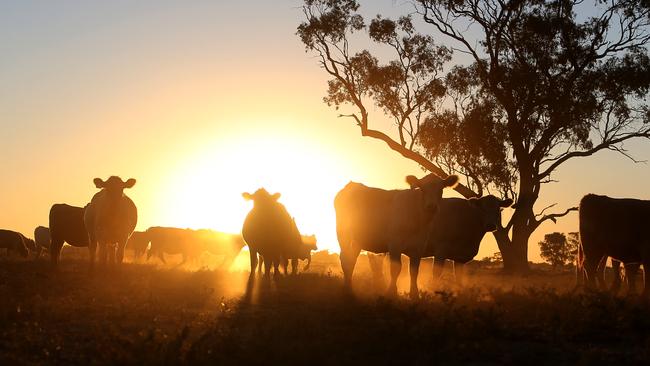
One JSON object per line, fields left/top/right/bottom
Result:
{"left": 538, "top": 232, "right": 578, "bottom": 269}
{"left": 566, "top": 232, "right": 580, "bottom": 265}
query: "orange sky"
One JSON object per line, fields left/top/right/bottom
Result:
{"left": 1, "top": 1, "right": 649, "bottom": 262}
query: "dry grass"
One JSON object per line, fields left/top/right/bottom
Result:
{"left": 1, "top": 251, "right": 649, "bottom": 365}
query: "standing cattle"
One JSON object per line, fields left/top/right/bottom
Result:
{"left": 242, "top": 189, "right": 304, "bottom": 278}
{"left": 258, "top": 233, "right": 318, "bottom": 275}
{"left": 578, "top": 194, "right": 650, "bottom": 297}
{"left": 0, "top": 229, "right": 30, "bottom": 257}
{"left": 84, "top": 176, "right": 138, "bottom": 266}
{"left": 49, "top": 204, "right": 90, "bottom": 265}
{"left": 424, "top": 196, "right": 513, "bottom": 285}
{"left": 199, "top": 229, "right": 246, "bottom": 269}
{"left": 33, "top": 226, "right": 51, "bottom": 259}
{"left": 127, "top": 231, "right": 150, "bottom": 260}
{"left": 334, "top": 173, "right": 458, "bottom": 297}
{"left": 147, "top": 227, "right": 204, "bottom": 265}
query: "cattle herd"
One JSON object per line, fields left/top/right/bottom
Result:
{"left": 0, "top": 174, "right": 648, "bottom": 298}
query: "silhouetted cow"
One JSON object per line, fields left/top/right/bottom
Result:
{"left": 424, "top": 196, "right": 513, "bottom": 285}
{"left": 0, "top": 229, "right": 30, "bottom": 257}
{"left": 146, "top": 227, "right": 204, "bottom": 265}
{"left": 334, "top": 173, "right": 458, "bottom": 297}
{"left": 126, "top": 231, "right": 150, "bottom": 260}
{"left": 578, "top": 194, "right": 650, "bottom": 297}
{"left": 49, "top": 204, "right": 89, "bottom": 266}
{"left": 84, "top": 176, "right": 138, "bottom": 266}
{"left": 34, "top": 226, "right": 51, "bottom": 259}
{"left": 199, "top": 229, "right": 246, "bottom": 269}
{"left": 242, "top": 189, "right": 304, "bottom": 278}
{"left": 257, "top": 233, "right": 318, "bottom": 275}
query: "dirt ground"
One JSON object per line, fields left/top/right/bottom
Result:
{"left": 1, "top": 249, "right": 649, "bottom": 365}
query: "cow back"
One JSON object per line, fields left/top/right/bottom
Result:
{"left": 426, "top": 198, "right": 487, "bottom": 263}
{"left": 49, "top": 204, "right": 89, "bottom": 247}
{"left": 334, "top": 183, "right": 401, "bottom": 253}
{"left": 580, "top": 194, "right": 650, "bottom": 262}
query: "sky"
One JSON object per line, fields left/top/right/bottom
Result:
{"left": 1, "top": 0, "right": 649, "bottom": 262}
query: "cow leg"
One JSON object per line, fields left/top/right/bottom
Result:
{"left": 263, "top": 257, "right": 273, "bottom": 279}
{"left": 281, "top": 258, "right": 289, "bottom": 275}
{"left": 624, "top": 262, "right": 641, "bottom": 296}
{"left": 340, "top": 245, "right": 361, "bottom": 288}
{"left": 50, "top": 237, "right": 64, "bottom": 268}
{"left": 291, "top": 259, "right": 298, "bottom": 275}
{"left": 610, "top": 259, "right": 622, "bottom": 294}
{"left": 432, "top": 257, "right": 445, "bottom": 285}
{"left": 249, "top": 249, "right": 258, "bottom": 278}
{"left": 264, "top": 259, "right": 273, "bottom": 279}
{"left": 257, "top": 255, "right": 264, "bottom": 275}
{"left": 454, "top": 262, "right": 466, "bottom": 287}
{"left": 116, "top": 238, "right": 127, "bottom": 264}
{"left": 641, "top": 261, "right": 650, "bottom": 299}
{"left": 107, "top": 243, "right": 116, "bottom": 265}
{"left": 595, "top": 256, "right": 608, "bottom": 290}
{"left": 158, "top": 252, "right": 167, "bottom": 265}
{"left": 273, "top": 258, "right": 278, "bottom": 278}
{"left": 98, "top": 242, "right": 108, "bottom": 265}
{"left": 583, "top": 254, "right": 601, "bottom": 290}
{"left": 387, "top": 250, "right": 402, "bottom": 297}
{"left": 88, "top": 237, "right": 97, "bottom": 270}
{"left": 408, "top": 256, "right": 420, "bottom": 299}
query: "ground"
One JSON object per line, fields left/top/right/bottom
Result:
{"left": 1, "top": 249, "right": 649, "bottom": 365}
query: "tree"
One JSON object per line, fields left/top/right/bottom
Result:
{"left": 538, "top": 232, "right": 578, "bottom": 268}
{"left": 297, "top": 0, "right": 650, "bottom": 274}
{"left": 567, "top": 231, "right": 580, "bottom": 265}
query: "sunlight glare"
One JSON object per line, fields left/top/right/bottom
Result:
{"left": 155, "top": 128, "right": 352, "bottom": 253}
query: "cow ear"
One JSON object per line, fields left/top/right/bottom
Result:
{"left": 405, "top": 175, "right": 420, "bottom": 189}
{"left": 500, "top": 198, "right": 514, "bottom": 208}
{"left": 124, "top": 178, "right": 136, "bottom": 188}
{"left": 443, "top": 175, "right": 459, "bottom": 188}
{"left": 242, "top": 192, "right": 253, "bottom": 200}
{"left": 272, "top": 193, "right": 281, "bottom": 201}
{"left": 93, "top": 178, "right": 105, "bottom": 188}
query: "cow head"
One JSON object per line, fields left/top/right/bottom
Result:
{"left": 23, "top": 237, "right": 37, "bottom": 252}
{"left": 406, "top": 173, "right": 459, "bottom": 213}
{"left": 242, "top": 188, "right": 281, "bottom": 208}
{"left": 469, "top": 195, "right": 513, "bottom": 232}
{"left": 94, "top": 176, "right": 136, "bottom": 200}
{"left": 14, "top": 238, "right": 29, "bottom": 258}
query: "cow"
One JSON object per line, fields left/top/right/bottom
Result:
{"left": 334, "top": 173, "right": 458, "bottom": 297}
{"left": 127, "top": 231, "right": 150, "bottom": 260}
{"left": 34, "top": 226, "right": 51, "bottom": 259}
{"left": 84, "top": 176, "right": 138, "bottom": 266}
{"left": 146, "top": 227, "right": 205, "bottom": 265}
{"left": 199, "top": 229, "right": 246, "bottom": 269}
{"left": 49, "top": 204, "right": 90, "bottom": 265}
{"left": 241, "top": 188, "right": 304, "bottom": 278}
{"left": 0, "top": 229, "right": 30, "bottom": 257}
{"left": 257, "top": 233, "right": 318, "bottom": 275}
{"left": 577, "top": 194, "right": 650, "bottom": 297}
{"left": 423, "top": 196, "right": 513, "bottom": 286}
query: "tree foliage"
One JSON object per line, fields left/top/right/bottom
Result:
{"left": 298, "top": 0, "right": 650, "bottom": 272}
{"left": 538, "top": 232, "right": 578, "bottom": 268}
